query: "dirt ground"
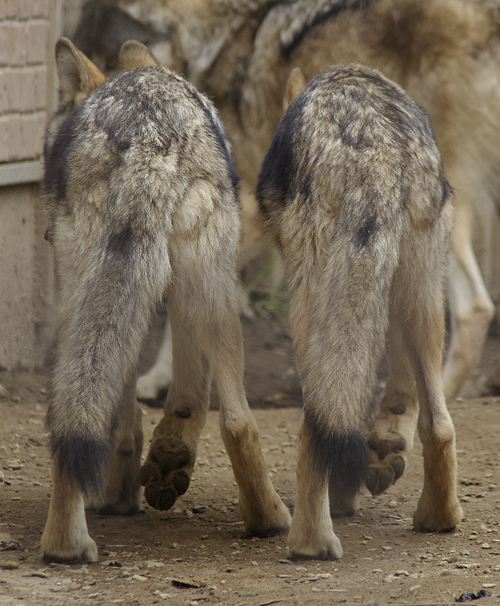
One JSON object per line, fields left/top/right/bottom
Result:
{"left": 1, "top": 308, "right": 500, "bottom": 606}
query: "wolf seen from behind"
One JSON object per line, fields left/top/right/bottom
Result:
{"left": 40, "top": 38, "right": 290, "bottom": 563}
{"left": 256, "top": 65, "right": 462, "bottom": 559}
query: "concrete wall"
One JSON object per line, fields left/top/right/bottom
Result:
{"left": 0, "top": 0, "right": 59, "bottom": 370}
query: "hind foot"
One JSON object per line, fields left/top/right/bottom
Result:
{"left": 365, "top": 434, "right": 406, "bottom": 496}
{"left": 365, "top": 396, "right": 418, "bottom": 496}
{"left": 413, "top": 497, "right": 462, "bottom": 533}
{"left": 140, "top": 439, "right": 193, "bottom": 510}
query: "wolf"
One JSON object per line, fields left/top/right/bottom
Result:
{"left": 254, "top": 64, "right": 463, "bottom": 559}
{"left": 70, "top": 0, "right": 500, "bottom": 496}
{"left": 40, "top": 37, "right": 290, "bottom": 563}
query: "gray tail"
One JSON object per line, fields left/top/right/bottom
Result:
{"left": 47, "top": 224, "right": 169, "bottom": 495}
{"left": 297, "top": 188, "right": 406, "bottom": 500}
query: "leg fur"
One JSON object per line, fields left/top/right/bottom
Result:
{"left": 41, "top": 463, "right": 98, "bottom": 563}
{"left": 136, "top": 321, "right": 174, "bottom": 403}
{"left": 207, "top": 311, "right": 291, "bottom": 535}
{"left": 140, "top": 289, "right": 211, "bottom": 511}
{"left": 288, "top": 420, "right": 343, "bottom": 560}
{"left": 365, "top": 322, "right": 419, "bottom": 497}
{"left": 443, "top": 199, "right": 495, "bottom": 401}
{"left": 86, "top": 376, "right": 143, "bottom": 514}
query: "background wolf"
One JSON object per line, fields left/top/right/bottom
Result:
{"left": 256, "top": 63, "right": 462, "bottom": 559}
{"left": 41, "top": 38, "right": 290, "bottom": 563}
{"left": 71, "top": 0, "right": 500, "bottom": 496}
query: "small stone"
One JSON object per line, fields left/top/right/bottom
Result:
{"left": 481, "top": 543, "right": 491, "bottom": 549}
{"left": 409, "top": 585, "right": 421, "bottom": 593}
{"left": 131, "top": 574, "right": 148, "bottom": 582}
{"left": 388, "top": 500, "right": 398, "bottom": 508}
{"left": 483, "top": 584, "right": 496, "bottom": 589}
{"left": 171, "top": 543, "right": 179, "bottom": 549}
{"left": 251, "top": 561, "right": 259, "bottom": 566}
{"left": 1, "top": 561, "right": 20, "bottom": 570}
{"left": 382, "top": 546, "right": 392, "bottom": 551}
{"left": 395, "top": 570, "right": 409, "bottom": 576}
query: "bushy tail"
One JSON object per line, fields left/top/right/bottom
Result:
{"left": 47, "top": 223, "right": 170, "bottom": 495}
{"left": 295, "top": 187, "right": 406, "bottom": 500}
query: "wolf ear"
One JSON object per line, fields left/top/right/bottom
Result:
{"left": 283, "top": 67, "right": 307, "bottom": 111}
{"left": 118, "top": 40, "right": 159, "bottom": 71}
{"left": 55, "top": 37, "right": 106, "bottom": 108}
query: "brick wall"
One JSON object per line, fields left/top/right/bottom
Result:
{"left": 0, "top": 0, "right": 58, "bottom": 371}
{"left": 0, "top": 0, "right": 50, "bottom": 163}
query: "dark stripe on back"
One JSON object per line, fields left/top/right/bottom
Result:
{"left": 282, "top": 0, "right": 374, "bottom": 58}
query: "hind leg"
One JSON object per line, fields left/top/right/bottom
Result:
{"left": 443, "top": 229, "right": 494, "bottom": 401}
{"left": 86, "top": 375, "right": 144, "bottom": 515}
{"left": 41, "top": 463, "right": 98, "bottom": 563}
{"left": 364, "top": 323, "right": 419, "bottom": 497}
{"left": 409, "top": 309, "right": 463, "bottom": 531}
{"left": 140, "top": 288, "right": 210, "bottom": 511}
{"left": 136, "top": 321, "right": 174, "bottom": 404}
{"left": 399, "top": 220, "right": 462, "bottom": 531}
{"left": 289, "top": 420, "right": 343, "bottom": 560}
{"left": 202, "top": 298, "right": 291, "bottom": 534}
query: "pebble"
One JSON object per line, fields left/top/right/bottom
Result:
{"left": 481, "top": 543, "right": 491, "bottom": 549}
{"left": 409, "top": 585, "right": 421, "bottom": 593}
{"left": 388, "top": 501, "right": 398, "bottom": 508}
{"left": 1, "top": 561, "right": 20, "bottom": 570}
{"left": 382, "top": 546, "right": 392, "bottom": 551}
{"left": 192, "top": 505, "right": 207, "bottom": 514}
{"left": 131, "top": 574, "right": 148, "bottom": 582}
{"left": 483, "top": 584, "right": 496, "bottom": 589}
{"left": 395, "top": 570, "right": 409, "bottom": 577}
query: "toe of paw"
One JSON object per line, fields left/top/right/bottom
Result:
{"left": 365, "top": 464, "right": 395, "bottom": 496}
{"left": 139, "top": 462, "right": 160, "bottom": 486}
{"left": 367, "top": 435, "right": 405, "bottom": 459}
{"left": 144, "top": 483, "right": 178, "bottom": 510}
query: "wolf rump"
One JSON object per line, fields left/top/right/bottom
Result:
{"left": 40, "top": 38, "right": 290, "bottom": 563}
{"left": 255, "top": 64, "right": 462, "bottom": 559}
{"left": 74, "top": 0, "right": 500, "bottom": 417}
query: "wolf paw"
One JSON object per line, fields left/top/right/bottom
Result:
{"left": 41, "top": 530, "right": 98, "bottom": 564}
{"left": 287, "top": 526, "right": 343, "bottom": 560}
{"left": 139, "top": 440, "right": 192, "bottom": 510}
{"left": 413, "top": 491, "right": 463, "bottom": 533}
{"left": 365, "top": 435, "right": 406, "bottom": 496}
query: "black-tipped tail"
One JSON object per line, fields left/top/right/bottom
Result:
{"left": 49, "top": 433, "right": 110, "bottom": 496}
{"left": 304, "top": 408, "right": 369, "bottom": 499}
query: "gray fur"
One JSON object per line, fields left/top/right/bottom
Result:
{"left": 257, "top": 65, "right": 460, "bottom": 559}
{"left": 44, "top": 65, "right": 239, "bottom": 490}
